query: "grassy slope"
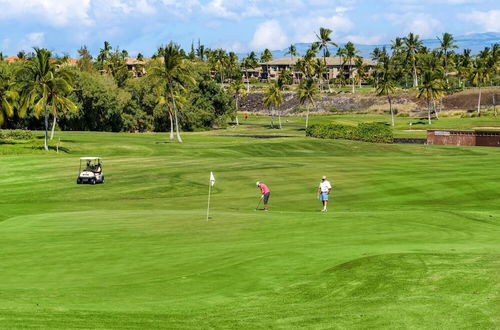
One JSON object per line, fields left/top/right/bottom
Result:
{"left": 0, "top": 128, "right": 499, "bottom": 329}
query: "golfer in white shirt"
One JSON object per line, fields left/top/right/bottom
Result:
{"left": 317, "top": 176, "right": 332, "bottom": 212}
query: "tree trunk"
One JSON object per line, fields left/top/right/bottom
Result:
{"left": 433, "top": 99, "right": 439, "bottom": 120}
{"left": 168, "top": 111, "right": 174, "bottom": 141}
{"left": 246, "top": 70, "right": 250, "bottom": 92}
{"left": 388, "top": 95, "right": 394, "bottom": 127}
{"left": 278, "top": 110, "right": 282, "bottom": 129}
{"left": 413, "top": 61, "right": 418, "bottom": 87}
{"left": 493, "top": 93, "right": 497, "bottom": 117}
{"left": 235, "top": 97, "right": 239, "bottom": 125}
{"left": 270, "top": 107, "right": 274, "bottom": 128}
{"left": 305, "top": 109, "right": 309, "bottom": 129}
{"left": 169, "top": 88, "right": 182, "bottom": 143}
{"left": 50, "top": 112, "right": 57, "bottom": 140}
{"left": 477, "top": 86, "right": 482, "bottom": 116}
{"left": 427, "top": 99, "right": 432, "bottom": 125}
{"left": 44, "top": 108, "right": 49, "bottom": 151}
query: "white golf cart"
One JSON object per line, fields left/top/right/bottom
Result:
{"left": 77, "top": 157, "right": 104, "bottom": 185}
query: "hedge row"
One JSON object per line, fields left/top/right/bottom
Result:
{"left": 306, "top": 122, "right": 393, "bottom": 143}
{"left": 0, "top": 130, "right": 34, "bottom": 140}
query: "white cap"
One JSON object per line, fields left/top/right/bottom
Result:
{"left": 256, "top": 181, "right": 260, "bottom": 186}
{"left": 322, "top": 176, "right": 327, "bottom": 180}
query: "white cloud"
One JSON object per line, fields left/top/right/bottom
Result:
{"left": 342, "top": 34, "right": 385, "bottom": 44}
{"left": 385, "top": 12, "right": 442, "bottom": 37}
{"left": 0, "top": 0, "right": 92, "bottom": 26}
{"left": 19, "top": 32, "right": 44, "bottom": 50}
{"left": 250, "top": 20, "right": 288, "bottom": 51}
{"left": 292, "top": 14, "right": 354, "bottom": 43}
{"left": 460, "top": 10, "right": 500, "bottom": 32}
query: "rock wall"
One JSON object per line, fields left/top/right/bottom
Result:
{"left": 237, "top": 88, "right": 500, "bottom": 114}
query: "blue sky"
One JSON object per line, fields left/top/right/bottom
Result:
{"left": 0, "top": 0, "right": 499, "bottom": 57}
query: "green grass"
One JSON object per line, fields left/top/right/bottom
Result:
{"left": 1, "top": 123, "right": 499, "bottom": 329}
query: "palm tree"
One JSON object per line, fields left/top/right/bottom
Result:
{"left": 284, "top": 44, "right": 299, "bottom": 60}
{"left": 228, "top": 79, "right": 246, "bottom": 125}
{"left": 20, "top": 48, "right": 75, "bottom": 150}
{"left": 149, "top": 42, "right": 195, "bottom": 142}
{"left": 17, "top": 50, "right": 27, "bottom": 60}
{"left": 97, "top": 41, "right": 112, "bottom": 70}
{"left": 260, "top": 49, "right": 273, "bottom": 63}
{"left": 46, "top": 71, "right": 78, "bottom": 139}
{"left": 0, "top": 66, "right": 18, "bottom": 126}
{"left": 456, "top": 49, "right": 472, "bottom": 88}
{"left": 469, "top": 58, "right": 490, "bottom": 116}
{"left": 344, "top": 42, "right": 359, "bottom": 93}
{"left": 403, "top": 33, "right": 423, "bottom": 87}
{"left": 209, "top": 49, "right": 227, "bottom": 85}
{"left": 376, "top": 58, "right": 396, "bottom": 127}
{"left": 297, "top": 78, "right": 319, "bottom": 129}
{"left": 354, "top": 56, "right": 367, "bottom": 88}
{"left": 438, "top": 33, "right": 458, "bottom": 84}
{"left": 263, "top": 82, "right": 284, "bottom": 129}
{"left": 315, "top": 27, "right": 338, "bottom": 92}
{"left": 335, "top": 47, "right": 347, "bottom": 88}
{"left": 417, "top": 70, "right": 444, "bottom": 124}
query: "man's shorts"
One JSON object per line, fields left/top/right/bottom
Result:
{"left": 263, "top": 192, "right": 270, "bottom": 204}
{"left": 320, "top": 192, "right": 329, "bottom": 201}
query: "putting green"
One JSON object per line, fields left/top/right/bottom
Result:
{"left": 0, "top": 128, "right": 499, "bottom": 329}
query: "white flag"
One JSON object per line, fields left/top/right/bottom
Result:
{"left": 210, "top": 172, "right": 216, "bottom": 187}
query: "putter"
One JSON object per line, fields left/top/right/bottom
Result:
{"left": 255, "top": 197, "right": 262, "bottom": 211}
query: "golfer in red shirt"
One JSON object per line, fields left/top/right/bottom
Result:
{"left": 256, "top": 182, "right": 271, "bottom": 211}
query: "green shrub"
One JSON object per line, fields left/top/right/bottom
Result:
{"left": 0, "top": 130, "right": 34, "bottom": 140}
{"left": 306, "top": 122, "right": 393, "bottom": 143}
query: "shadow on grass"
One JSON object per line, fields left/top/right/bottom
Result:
{"left": 29, "top": 145, "right": 71, "bottom": 153}
{"left": 154, "top": 141, "right": 176, "bottom": 144}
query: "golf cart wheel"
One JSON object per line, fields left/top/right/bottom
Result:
{"left": 91, "top": 178, "right": 96, "bottom": 185}
{"left": 77, "top": 178, "right": 82, "bottom": 184}
{"left": 101, "top": 176, "right": 105, "bottom": 184}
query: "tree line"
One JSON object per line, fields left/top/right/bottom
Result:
{"left": 259, "top": 29, "right": 499, "bottom": 128}
{"left": 0, "top": 43, "right": 236, "bottom": 149}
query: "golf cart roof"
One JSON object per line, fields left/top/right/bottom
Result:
{"left": 80, "top": 157, "right": 101, "bottom": 160}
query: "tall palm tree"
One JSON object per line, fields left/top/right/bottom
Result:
{"left": 228, "top": 79, "right": 246, "bottom": 125}
{"left": 284, "top": 44, "right": 299, "bottom": 60}
{"left": 0, "top": 66, "right": 18, "bottom": 126}
{"left": 209, "top": 49, "right": 227, "bottom": 85}
{"left": 46, "top": 71, "right": 78, "bottom": 139}
{"left": 315, "top": 27, "right": 338, "bottom": 92}
{"left": 354, "top": 56, "right": 367, "bottom": 88}
{"left": 260, "top": 49, "right": 273, "bottom": 63}
{"left": 438, "top": 33, "right": 458, "bottom": 84}
{"left": 335, "top": 47, "right": 347, "bottom": 88}
{"left": 298, "top": 78, "right": 319, "bottom": 129}
{"left": 149, "top": 42, "right": 195, "bottom": 142}
{"left": 20, "top": 48, "right": 75, "bottom": 150}
{"left": 417, "top": 70, "right": 444, "bottom": 124}
{"left": 344, "top": 42, "right": 358, "bottom": 93}
{"left": 263, "top": 82, "right": 284, "bottom": 129}
{"left": 97, "top": 41, "right": 112, "bottom": 70}
{"left": 469, "top": 58, "right": 490, "bottom": 116}
{"left": 242, "top": 52, "right": 259, "bottom": 91}
{"left": 403, "top": 33, "right": 423, "bottom": 87}
{"left": 376, "top": 58, "right": 396, "bottom": 127}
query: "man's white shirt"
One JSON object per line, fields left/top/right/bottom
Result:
{"left": 319, "top": 180, "right": 332, "bottom": 193}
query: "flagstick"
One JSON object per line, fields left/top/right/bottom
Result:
{"left": 206, "top": 182, "right": 212, "bottom": 221}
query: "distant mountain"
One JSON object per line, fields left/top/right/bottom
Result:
{"left": 238, "top": 32, "right": 500, "bottom": 60}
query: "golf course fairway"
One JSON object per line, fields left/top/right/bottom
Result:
{"left": 1, "top": 129, "right": 499, "bottom": 329}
